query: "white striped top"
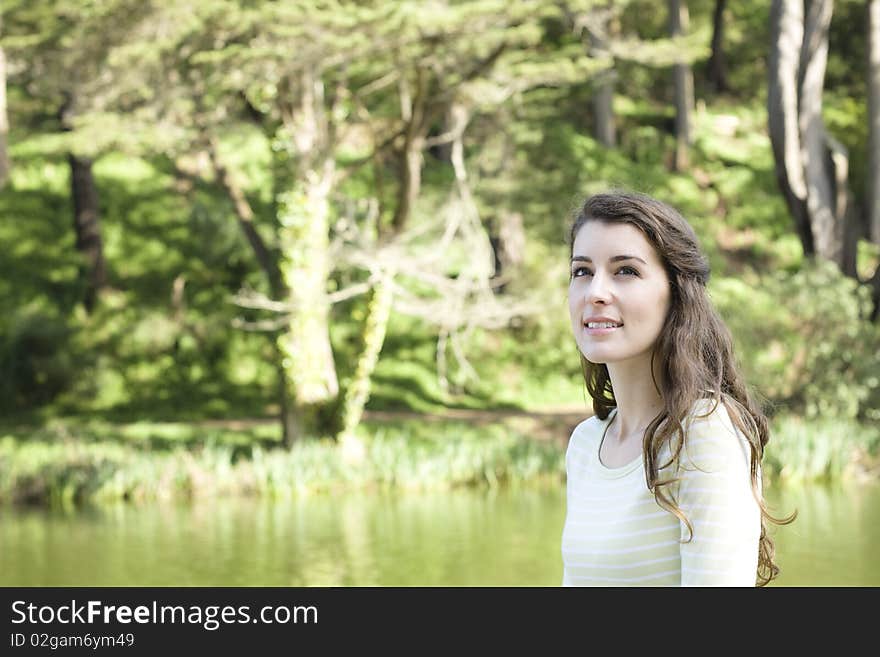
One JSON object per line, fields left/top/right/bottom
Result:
{"left": 561, "top": 400, "right": 761, "bottom": 586}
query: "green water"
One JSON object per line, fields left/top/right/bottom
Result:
{"left": 2, "top": 481, "right": 878, "bottom": 586}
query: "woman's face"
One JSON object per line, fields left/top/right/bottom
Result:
{"left": 568, "top": 220, "right": 671, "bottom": 366}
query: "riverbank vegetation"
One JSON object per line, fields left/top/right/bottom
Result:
{"left": 2, "top": 1, "right": 879, "bottom": 507}
{"left": 2, "top": 411, "right": 878, "bottom": 508}
{"left": 0, "top": 419, "right": 564, "bottom": 507}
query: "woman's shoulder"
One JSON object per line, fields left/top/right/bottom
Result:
{"left": 567, "top": 412, "right": 611, "bottom": 449}
{"left": 685, "top": 398, "right": 746, "bottom": 441}
{"left": 564, "top": 413, "right": 610, "bottom": 471}
{"left": 679, "top": 397, "right": 754, "bottom": 470}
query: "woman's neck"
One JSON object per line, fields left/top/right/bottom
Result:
{"left": 605, "top": 356, "right": 665, "bottom": 442}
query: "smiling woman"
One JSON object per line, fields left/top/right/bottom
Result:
{"left": 561, "top": 190, "right": 795, "bottom": 587}
{"left": 569, "top": 221, "right": 671, "bottom": 370}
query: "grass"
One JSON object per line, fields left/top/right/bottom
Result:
{"left": 0, "top": 418, "right": 565, "bottom": 508}
{"left": 763, "top": 415, "right": 880, "bottom": 484}
{"left": 1, "top": 411, "right": 877, "bottom": 509}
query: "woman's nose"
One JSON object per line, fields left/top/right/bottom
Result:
{"left": 586, "top": 272, "right": 611, "bottom": 305}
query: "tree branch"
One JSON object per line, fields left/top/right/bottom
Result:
{"left": 204, "top": 134, "right": 285, "bottom": 296}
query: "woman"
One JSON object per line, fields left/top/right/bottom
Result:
{"left": 561, "top": 190, "right": 793, "bottom": 586}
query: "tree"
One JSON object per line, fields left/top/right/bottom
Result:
{"left": 581, "top": 2, "right": 619, "bottom": 148}
{"left": 869, "top": 0, "right": 880, "bottom": 245}
{"left": 91, "top": 1, "right": 558, "bottom": 447}
{"left": 0, "top": 10, "right": 10, "bottom": 189}
{"left": 3, "top": 0, "right": 146, "bottom": 311}
{"left": 708, "top": 0, "right": 729, "bottom": 93}
{"left": 669, "top": 0, "right": 695, "bottom": 171}
{"left": 559, "top": 0, "right": 707, "bottom": 159}
{"left": 61, "top": 93, "right": 107, "bottom": 313}
{"left": 768, "top": 0, "right": 858, "bottom": 277}
{"left": 868, "top": 0, "right": 880, "bottom": 319}
{"left": 174, "top": 2, "right": 365, "bottom": 444}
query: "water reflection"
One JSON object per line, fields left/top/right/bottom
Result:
{"left": 1, "top": 482, "right": 877, "bottom": 586}
{"left": 766, "top": 481, "right": 880, "bottom": 586}
{"left": 0, "top": 488, "right": 567, "bottom": 586}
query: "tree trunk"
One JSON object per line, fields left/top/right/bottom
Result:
{"left": 206, "top": 136, "right": 283, "bottom": 295}
{"left": 391, "top": 70, "right": 427, "bottom": 234}
{"left": 589, "top": 8, "right": 616, "bottom": 148}
{"left": 58, "top": 93, "right": 107, "bottom": 313}
{"left": 768, "top": 0, "right": 814, "bottom": 256}
{"left": 669, "top": 0, "right": 695, "bottom": 171}
{"left": 276, "top": 167, "right": 339, "bottom": 446}
{"left": 275, "top": 357, "right": 301, "bottom": 447}
{"left": 393, "top": 134, "right": 424, "bottom": 233}
{"left": 708, "top": 0, "right": 729, "bottom": 93}
{"left": 867, "top": 0, "right": 880, "bottom": 322}
{"left": 867, "top": 263, "right": 880, "bottom": 322}
{"left": 275, "top": 69, "right": 340, "bottom": 447}
{"left": 60, "top": 93, "right": 108, "bottom": 312}
{"left": 68, "top": 154, "right": 108, "bottom": 313}
{"left": 206, "top": 135, "right": 308, "bottom": 443}
{"left": 869, "top": 0, "right": 880, "bottom": 244}
{"left": 430, "top": 105, "right": 455, "bottom": 164}
{"left": 593, "top": 73, "right": 616, "bottom": 148}
{"left": 0, "top": 33, "right": 9, "bottom": 189}
{"left": 767, "top": 0, "right": 857, "bottom": 276}
{"left": 800, "top": 0, "right": 846, "bottom": 268}
{"left": 337, "top": 273, "right": 394, "bottom": 459}
{"left": 489, "top": 211, "right": 525, "bottom": 295}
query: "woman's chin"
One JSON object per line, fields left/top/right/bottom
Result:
{"left": 579, "top": 348, "right": 611, "bottom": 364}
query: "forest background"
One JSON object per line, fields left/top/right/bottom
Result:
{"left": 1, "top": 0, "right": 879, "bottom": 508}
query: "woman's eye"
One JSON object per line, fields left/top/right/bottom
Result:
{"left": 571, "top": 265, "right": 639, "bottom": 278}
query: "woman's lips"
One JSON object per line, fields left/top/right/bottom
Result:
{"left": 584, "top": 324, "right": 621, "bottom": 335}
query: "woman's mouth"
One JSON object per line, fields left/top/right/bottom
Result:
{"left": 584, "top": 321, "right": 622, "bottom": 335}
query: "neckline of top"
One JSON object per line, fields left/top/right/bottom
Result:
{"left": 595, "top": 408, "right": 644, "bottom": 477}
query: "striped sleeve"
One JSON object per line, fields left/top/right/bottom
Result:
{"left": 675, "top": 404, "right": 761, "bottom": 586}
{"left": 561, "top": 418, "right": 592, "bottom": 587}
{"left": 561, "top": 421, "right": 582, "bottom": 587}
{"left": 562, "top": 567, "right": 573, "bottom": 587}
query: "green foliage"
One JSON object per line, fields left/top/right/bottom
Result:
{"left": 714, "top": 261, "right": 880, "bottom": 423}
{"left": 824, "top": 92, "right": 869, "bottom": 213}
{"left": 2, "top": 407, "right": 874, "bottom": 508}
{"left": 52, "top": 290, "right": 277, "bottom": 421}
{"left": 0, "top": 419, "right": 564, "bottom": 507}
{"left": 366, "top": 314, "right": 462, "bottom": 413}
{"left": 712, "top": 0, "right": 773, "bottom": 96}
{"left": 826, "top": 0, "right": 869, "bottom": 98}
{"left": 764, "top": 415, "right": 880, "bottom": 484}
{"left": 1, "top": 0, "right": 877, "bottom": 498}
{"left": 0, "top": 306, "right": 77, "bottom": 411}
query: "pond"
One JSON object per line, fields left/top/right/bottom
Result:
{"left": 2, "top": 480, "right": 878, "bottom": 586}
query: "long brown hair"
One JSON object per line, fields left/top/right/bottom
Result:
{"left": 569, "top": 190, "right": 795, "bottom": 586}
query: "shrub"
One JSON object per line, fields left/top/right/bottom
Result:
{"left": 713, "top": 260, "right": 880, "bottom": 422}
{"left": 0, "top": 307, "right": 77, "bottom": 411}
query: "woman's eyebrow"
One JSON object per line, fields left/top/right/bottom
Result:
{"left": 570, "top": 255, "right": 648, "bottom": 264}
